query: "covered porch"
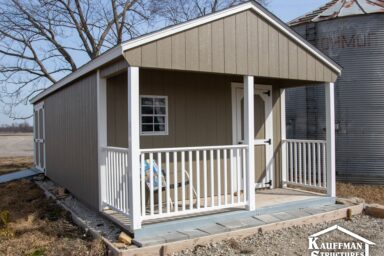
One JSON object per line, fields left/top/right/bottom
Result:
{"left": 96, "top": 67, "right": 336, "bottom": 234}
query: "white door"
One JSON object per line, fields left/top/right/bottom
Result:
{"left": 34, "top": 102, "right": 46, "bottom": 173}
{"left": 232, "top": 84, "right": 274, "bottom": 189}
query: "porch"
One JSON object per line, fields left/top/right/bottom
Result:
{"left": 96, "top": 66, "right": 336, "bottom": 235}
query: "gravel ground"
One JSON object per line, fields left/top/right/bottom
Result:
{"left": 174, "top": 214, "right": 384, "bottom": 256}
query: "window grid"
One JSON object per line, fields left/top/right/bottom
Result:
{"left": 140, "top": 95, "right": 168, "bottom": 136}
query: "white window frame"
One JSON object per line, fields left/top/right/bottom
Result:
{"left": 140, "top": 95, "right": 169, "bottom": 136}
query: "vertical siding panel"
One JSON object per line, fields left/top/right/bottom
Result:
{"left": 288, "top": 40, "right": 298, "bottom": 79}
{"left": 185, "top": 28, "right": 199, "bottom": 71}
{"left": 142, "top": 43, "right": 157, "bottom": 67}
{"left": 307, "top": 54, "right": 316, "bottom": 81}
{"left": 268, "top": 26, "right": 279, "bottom": 78}
{"left": 297, "top": 48, "right": 307, "bottom": 80}
{"left": 211, "top": 19, "right": 225, "bottom": 73}
{"left": 247, "top": 12, "right": 259, "bottom": 76}
{"left": 157, "top": 37, "right": 172, "bottom": 69}
{"left": 45, "top": 73, "right": 99, "bottom": 209}
{"left": 315, "top": 59, "right": 324, "bottom": 81}
{"left": 198, "top": 24, "right": 212, "bottom": 72}
{"left": 224, "top": 15, "right": 236, "bottom": 74}
{"left": 171, "top": 33, "right": 186, "bottom": 70}
{"left": 124, "top": 47, "right": 142, "bottom": 66}
{"left": 235, "top": 12, "right": 248, "bottom": 74}
{"left": 278, "top": 33, "right": 289, "bottom": 78}
{"left": 323, "top": 67, "right": 332, "bottom": 82}
{"left": 258, "top": 18, "right": 269, "bottom": 77}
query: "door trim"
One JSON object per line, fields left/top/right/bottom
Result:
{"left": 34, "top": 102, "right": 46, "bottom": 173}
{"left": 231, "top": 82, "right": 274, "bottom": 188}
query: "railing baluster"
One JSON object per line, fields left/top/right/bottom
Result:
{"left": 303, "top": 143, "right": 307, "bottom": 185}
{"left": 289, "top": 142, "right": 293, "bottom": 183}
{"left": 217, "top": 149, "right": 221, "bottom": 207}
{"left": 173, "top": 152, "right": 178, "bottom": 212}
{"left": 236, "top": 148, "right": 241, "bottom": 204}
{"left": 166, "top": 152, "right": 170, "bottom": 213}
{"left": 210, "top": 150, "right": 214, "bottom": 207}
{"left": 298, "top": 142, "right": 302, "bottom": 184}
{"left": 181, "top": 151, "right": 186, "bottom": 211}
{"left": 312, "top": 143, "right": 316, "bottom": 186}
{"left": 149, "top": 153, "right": 154, "bottom": 215}
{"left": 317, "top": 143, "right": 321, "bottom": 187}
{"left": 242, "top": 148, "right": 246, "bottom": 203}
{"left": 223, "top": 149, "right": 228, "bottom": 206}
{"left": 196, "top": 151, "right": 200, "bottom": 209}
{"left": 230, "top": 148, "right": 234, "bottom": 205}
{"left": 308, "top": 143, "right": 312, "bottom": 186}
{"left": 294, "top": 142, "right": 298, "bottom": 183}
{"left": 141, "top": 153, "right": 146, "bottom": 217}
{"left": 322, "top": 143, "right": 327, "bottom": 188}
{"left": 189, "top": 150, "right": 193, "bottom": 210}
{"left": 203, "top": 150, "right": 207, "bottom": 208}
{"left": 158, "top": 152, "right": 162, "bottom": 214}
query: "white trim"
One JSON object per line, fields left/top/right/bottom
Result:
{"left": 33, "top": 102, "right": 46, "bottom": 173}
{"left": 121, "top": 2, "right": 341, "bottom": 75}
{"left": 97, "top": 70, "right": 108, "bottom": 211}
{"left": 30, "top": 46, "right": 123, "bottom": 104}
{"left": 280, "top": 89, "right": 287, "bottom": 187}
{"left": 244, "top": 76, "right": 255, "bottom": 211}
{"left": 127, "top": 66, "right": 142, "bottom": 230}
{"left": 326, "top": 82, "right": 336, "bottom": 197}
{"left": 139, "top": 95, "right": 169, "bottom": 136}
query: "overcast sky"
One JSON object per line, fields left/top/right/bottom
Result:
{"left": 0, "top": 0, "right": 329, "bottom": 126}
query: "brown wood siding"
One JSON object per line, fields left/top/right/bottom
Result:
{"left": 124, "top": 10, "right": 338, "bottom": 82}
{"left": 44, "top": 72, "right": 99, "bottom": 209}
{"left": 107, "top": 69, "right": 238, "bottom": 149}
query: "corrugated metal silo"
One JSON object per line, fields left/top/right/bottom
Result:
{"left": 287, "top": 0, "right": 384, "bottom": 184}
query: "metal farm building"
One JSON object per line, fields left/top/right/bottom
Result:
{"left": 287, "top": 0, "right": 384, "bottom": 183}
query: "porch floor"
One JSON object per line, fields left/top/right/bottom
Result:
{"left": 102, "top": 188, "right": 333, "bottom": 246}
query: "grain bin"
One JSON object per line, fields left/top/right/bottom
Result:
{"left": 287, "top": 0, "right": 384, "bottom": 184}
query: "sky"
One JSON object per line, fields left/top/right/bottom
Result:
{"left": 0, "top": 0, "right": 329, "bottom": 126}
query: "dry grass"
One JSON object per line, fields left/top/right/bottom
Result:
{"left": 0, "top": 179, "right": 107, "bottom": 256}
{"left": 0, "top": 157, "right": 33, "bottom": 175}
{"left": 337, "top": 182, "right": 384, "bottom": 205}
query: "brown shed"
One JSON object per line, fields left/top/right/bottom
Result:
{"left": 31, "top": 1, "right": 341, "bottom": 235}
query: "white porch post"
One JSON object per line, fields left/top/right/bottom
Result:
{"left": 280, "top": 89, "right": 287, "bottom": 188}
{"left": 325, "top": 82, "right": 336, "bottom": 197}
{"left": 127, "top": 66, "right": 142, "bottom": 230}
{"left": 97, "top": 70, "right": 107, "bottom": 211}
{"left": 244, "top": 76, "right": 255, "bottom": 211}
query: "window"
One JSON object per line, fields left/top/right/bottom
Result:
{"left": 140, "top": 96, "right": 168, "bottom": 135}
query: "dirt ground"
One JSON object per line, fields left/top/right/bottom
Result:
{"left": 0, "top": 157, "right": 33, "bottom": 175}
{"left": 0, "top": 133, "right": 33, "bottom": 158}
{"left": 337, "top": 182, "right": 384, "bottom": 205}
{"left": 0, "top": 179, "right": 107, "bottom": 256}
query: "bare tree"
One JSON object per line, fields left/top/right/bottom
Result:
{"left": 152, "top": 0, "right": 269, "bottom": 25}
{"left": 0, "top": 0, "right": 154, "bottom": 119}
{"left": 0, "top": 0, "right": 268, "bottom": 120}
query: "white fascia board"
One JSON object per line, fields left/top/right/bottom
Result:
{"left": 121, "top": 2, "right": 341, "bottom": 75}
{"left": 30, "top": 45, "right": 123, "bottom": 104}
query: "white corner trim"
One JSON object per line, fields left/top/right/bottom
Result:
{"left": 121, "top": 2, "right": 341, "bottom": 75}
{"left": 30, "top": 45, "right": 123, "bottom": 104}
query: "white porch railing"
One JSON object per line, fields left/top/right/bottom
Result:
{"left": 139, "top": 145, "right": 248, "bottom": 221}
{"left": 103, "top": 147, "right": 130, "bottom": 216}
{"left": 284, "top": 139, "right": 327, "bottom": 190}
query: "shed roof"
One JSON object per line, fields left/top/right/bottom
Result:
{"left": 31, "top": 1, "right": 342, "bottom": 104}
{"left": 289, "top": 0, "right": 384, "bottom": 26}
